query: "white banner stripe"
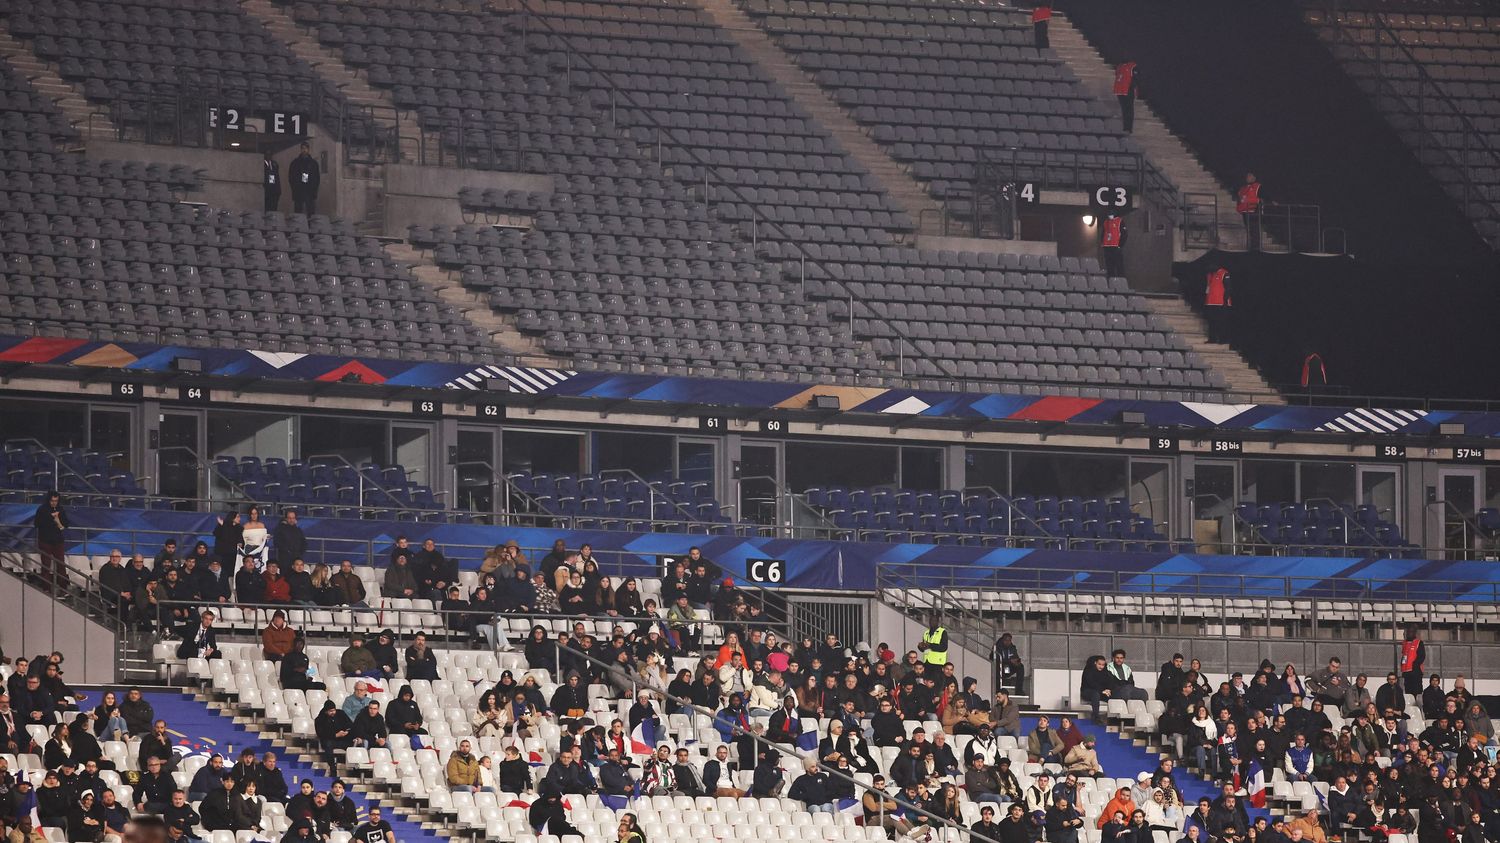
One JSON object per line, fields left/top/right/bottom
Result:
{"left": 1351, "top": 408, "right": 1398, "bottom": 432}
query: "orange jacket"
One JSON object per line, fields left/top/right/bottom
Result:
{"left": 1098, "top": 794, "right": 1137, "bottom": 828}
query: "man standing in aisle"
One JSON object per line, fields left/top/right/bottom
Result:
{"left": 1032, "top": 1, "right": 1052, "bottom": 49}
{"left": 1237, "top": 172, "right": 1263, "bottom": 251}
{"left": 1204, "top": 267, "right": 1233, "bottom": 344}
{"left": 1099, "top": 214, "right": 1126, "bottom": 278}
{"left": 1113, "top": 61, "right": 1138, "bottom": 133}
{"left": 919, "top": 614, "right": 948, "bottom": 668}
{"left": 263, "top": 149, "right": 281, "bottom": 213}
{"left": 289, "top": 142, "right": 320, "bottom": 215}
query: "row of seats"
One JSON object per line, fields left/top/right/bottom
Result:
{"left": 806, "top": 488, "right": 1186, "bottom": 550}
{"left": 1235, "top": 500, "right": 1418, "bottom": 556}
{"left": 1308, "top": 8, "right": 1500, "bottom": 245}
{"left": 509, "top": 471, "right": 738, "bottom": 532}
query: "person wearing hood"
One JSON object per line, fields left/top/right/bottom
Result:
{"left": 528, "top": 784, "right": 579, "bottom": 836}
{"left": 339, "top": 635, "right": 380, "bottom": 678}
{"left": 385, "top": 686, "right": 425, "bottom": 736}
{"left": 550, "top": 672, "right": 589, "bottom": 720}
{"left": 281, "top": 817, "right": 317, "bottom": 843}
{"left": 66, "top": 789, "right": 104, "bottom": 843}
{"left": 280, "top": 638, "right": 324, "bottom": 691}
{"left": 367, "top": 630, "right": 399, "bottom": 679}
{"left": 498, "top": 565, "right": 536, "bottom": 614}
{"left": 523, "top": 626, "right": 556, "bottom": 675}
{"left": 352, "top": 700, "right": 389, "bottom": 749}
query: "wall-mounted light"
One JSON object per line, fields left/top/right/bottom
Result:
{"left": 1082, "top": 214, "right": 1096, "bottom": 227}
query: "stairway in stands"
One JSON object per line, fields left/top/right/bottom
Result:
{"left": 117, "top": 691, "right": 435, "bottom": 842}
{"left": 691, "top": 0, "right": 947, "bottom": 235}
{"left": 1140, "top": 294, "right": 1282, "bottom": 402}
{"left": 1046, "top": 14, "right": 1254, "bottom": 256}
{"left": 383, "top": 241, "right": 559, "bottom": 365}
{"left": 0, "top": 27, "right": 116, "bottom": 141}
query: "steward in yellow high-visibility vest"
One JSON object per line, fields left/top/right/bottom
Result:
{"left": 919, "top": 616, "right": 949, "bottom": 666}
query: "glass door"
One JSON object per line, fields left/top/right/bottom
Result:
{"left": 738, "top": 442, "right": 783, "bottom": 532}
{"left": 1437, "top": 468, "right": 1481, "bottom": 555}
{"left": 157, "top": 412, "right": 203, "bottom": 504}
{"left": 1193, "top": 461, "right": 1237, "bottom": 552}
{"left": 1356, "top": 466, "right": 1400, "bottom": 545}
{"left": 1128, "top": 458, "right": 1173, "bottom": 535}
{"left": 454, "top": 427, "right": 497, "bottom": 517}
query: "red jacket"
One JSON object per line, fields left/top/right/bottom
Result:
{"left": 1112, "top": 62, "right": 1137, "bottom": 96}
{"left": 1032, "top": 5, "right": 1052, "bottom": 22}
{"left": 263, "top": 573, "right": 291, "bottom": 603}
{"left": 1205, "top": 269, "right": 1231, "bottom": 307}
{"left": 1100, "top": 216, "right": 1123, "bottom": 248}
{"left": 1236, "top": 182, "right": 1262, "bottom": 214}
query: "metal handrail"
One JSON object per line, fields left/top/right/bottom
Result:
{"left": 304, "top": 453, "right": 430, "bottom": 520}
{"left": 156, "top": 445, "right": 258, "bottom": 508}
{"left": 534, "top": 633, "right": 1003, "bottom": 843}
{"left": 873, "top": 559, "right": 1500, "bottom": 601}
{"left": 1316, "top": 3, "right": 1500, "bottom": 241}
{"left": 149, "top": 599, "right": 793, "bottom": 647}
{"left": 0, "top": 525, "right": 792, "bottom": 622}
{"left": 3, "top": 438, "right": 114, "bottom": 497}
{"left": 512, "top": 0, "right": 963, "bottom": 387}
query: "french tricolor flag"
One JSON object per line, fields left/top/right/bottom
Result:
{"left": 1245, "top": 758, "right": 1267, "bottom": 809}
{"left": 630, "top": 716, "right": 657, "bottom": 755}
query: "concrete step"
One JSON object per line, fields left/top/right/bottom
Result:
{"left": 1140, "top": 295, "right": 1282, "bottom": 402}
{"left": 241, "top": 0, "right": 422, "bottom": 161}
{"left": 695, "top": 0, "right": 946, "bottom": 234}
{"left": 1049, "top": 14, "right": 1280, "bottom": 255}
{"left": 0, "top": 28, "right": 117, "bottom": 139}
{"left": 383, "top": 241, "right": 561, "bottom": 364}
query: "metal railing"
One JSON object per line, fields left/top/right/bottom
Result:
{"left": 1313, "top": 1, "right": 1500, "bottom": 248}
{"left": 0, "top": 525, "right": 792, "bottom": 619}
{"left": 875, "top": 565, "right": 1500, "bottom": 684}
{"left": 147, "top": 599, "right": 792, "bottom": 655}
{"left": 875, "top": 559, "right": 1500, "bottom": 600}
{"left": 972, "top": 147, "right": 1182, "bottom": 239}
{"left": 509, "top": 0, "right": 964, "bottom": 389}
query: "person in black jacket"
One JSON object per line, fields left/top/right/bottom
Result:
{"left": 352, "top": 701, "right": 389, "bottom": 748}
{"left": 788, "top": 759, "right": 833, "bottom": 813}
{"left": 1080, "top": 655, "right": 1113, "bottom": 722}
{"left": 385, "top": 686, "right": 425, "bottom": 737}
{"left": 272, "top": 511, "right": 306, "bottom": 569}
{"left": 199, "top": 774, "right": 235, "bottom": 832}
{"left": 263, "top": 150, "right": 281, "bottom": 212}
{"left": 177, "top": 610, "right": 220, "bottom": 661}
{"left": 280, "top": 638, "right": 324, "bottom": 691}
{"left": 367, "top": 630, "right": 399, "bottom": 680}
{"left": 499, "top": 745, "right": 531, "bottom": 794}
{"left": 98, "top": 550, "right": 131, "bottom": 618}
{"left": 285, "top": 559, "right": 316, "bottom": 607}
{"left": 289, "top": 143, "right": 320, "bottom": 214}
{"left": 257, "top": 753, "right": 289, "bottom": 804}
{"left": 67, "top": 789, "right": 105, "bottom": 843}
{"left": 313, "top": 701, "right": 354, "bottom": 768}
{"left": 33, "top": 491, "right": 68, "bottom": 587}
{"left": 326, "top": 781, "right": 357, "bottom": 830}
{"left": 213, "top": 511, "right": 242, "bottom": 568}
{"left": 404, "top": 634, "right": 439, "bottom": 682}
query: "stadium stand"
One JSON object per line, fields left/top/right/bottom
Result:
{"left": 0, "top": 0, "right": 344, "bottom": 139}
{"left": 1305, "top": 6, "right": 1500, "bottom": 248}
{"left": 739, "top": 0, "right": 1137, "bottom": 210}
{"left": 0, "top": 61, "right": 492, "bottom": 359}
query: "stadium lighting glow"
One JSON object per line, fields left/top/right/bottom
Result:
{"left": 1082, "top": 214, "right": 1096, "bottom": 226}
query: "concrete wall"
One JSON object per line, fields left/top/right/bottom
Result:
{"left": 90, "top": 140, "right": 262, "bottom": 212}
{"left": 0, "top": 566, "right": 117, "bottom": 684}
{"left": 917, "top": 234, "right": 1057, "bottom": 257}
{"left": 872, "top": 600, "right": 991, "bottom": 685}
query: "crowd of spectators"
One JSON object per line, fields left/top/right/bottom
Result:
{"left": 1113, "top": 637, "right": 1498, "bottom": 843}
{"left": 0, "top": 644, "right": 397, "bottom": 843}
